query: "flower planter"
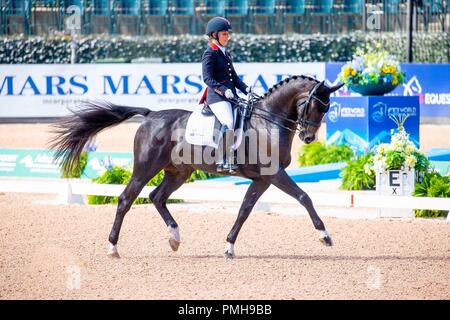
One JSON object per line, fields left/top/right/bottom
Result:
{"left": 375, "top": 169, "right": 415, "bottom": 218}
{"left": 348, "top": 83, "right": 398, "bottom": 96}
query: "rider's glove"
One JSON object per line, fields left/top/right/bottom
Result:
{"left": 224, "top": 89, "right": 235, "bottom": 99}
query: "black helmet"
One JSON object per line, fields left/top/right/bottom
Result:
{"left": 205, "top": 17, "right": 232, "bottom": 37}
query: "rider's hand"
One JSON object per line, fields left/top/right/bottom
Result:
{"left": 224, "top": 89, "right": 234, "bottom": 99}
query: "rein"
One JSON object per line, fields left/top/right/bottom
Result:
{"left": 232, "top": 82, "right": 330, "bottom": 133}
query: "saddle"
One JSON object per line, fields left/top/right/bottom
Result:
{"left": 201, "top": 104, "right": 215, "bottom": 117}
{"left": 185, "top": 100, "right": 253, "bottom": 149}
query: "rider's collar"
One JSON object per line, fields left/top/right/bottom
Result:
{"left": 210, "top": 42, "right": 226, "bottom": 55}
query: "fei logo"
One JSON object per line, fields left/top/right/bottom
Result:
{"left": 371, "top": 101, "right": 416, "bottom": 123}
{"left": 327, "top": 101, "right": 341, "bottom": 123}
{"left": 403, "top": 76, "right": 424, "bottom": 104}
{"left": 371, "top": 102, "right": 387, "bottom": 123}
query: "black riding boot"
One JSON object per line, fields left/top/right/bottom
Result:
{"left": 216, "top": 125, "right": 228, "bottom": 172}
{"left": 222, "top": 129, "right": 238, "bottom": 173}
{"left": 216, "top": 126, "right": 237, "bottom": 173}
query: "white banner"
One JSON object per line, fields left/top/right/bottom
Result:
{"left": 0, "top": 63, "right": 325, "bottom": 118}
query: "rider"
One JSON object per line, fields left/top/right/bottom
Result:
{"left": 200, "top": 16, "right": 250, "bottom": 172}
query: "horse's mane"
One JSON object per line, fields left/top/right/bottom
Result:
{"left": 256, "top": 75, "right": 319, "bottom": 101}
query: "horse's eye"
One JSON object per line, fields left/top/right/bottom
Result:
{"left": 319, "top": 104, "right": 330, "bottom": 113}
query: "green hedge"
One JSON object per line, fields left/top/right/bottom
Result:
{"left": 61, "top": 151, "right": 88, "bottom": 179}
{"left": 87, "top": 166, "right": 220, "bottom": 205}
{"left": 340, "top": 153, "right": 376, "bottom": 191}
{"left": 413, "top": 171, "right": 450, "bottom": 218}
{"left": 297, "top": 141, "right": 354, "bottom": 167}
{"left": 1, "top": 32, "right": 449, "bottom": 64}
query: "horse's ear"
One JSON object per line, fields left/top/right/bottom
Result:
{"left": 327, "top": 83, "right": 345, "bottom": 93}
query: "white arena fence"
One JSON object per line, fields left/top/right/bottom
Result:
{"left": 0, "top": 179, "right": 448, "bottom": 218}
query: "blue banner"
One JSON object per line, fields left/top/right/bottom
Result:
{"left": 325, "top": 63, "right": 450, "bottom": 118}
{"left": 326, "top": 96, "right": 420, "bottom": 153}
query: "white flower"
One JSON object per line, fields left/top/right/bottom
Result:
{"left": 374, "top": 153, "right": 383, "bottom": 162}
{"left": 376, "top": 143, "right": 390, "bottom": 155}
{"left": 392, "top": 140, "right": 404, "bottom": 151}
{"left": 405, "top": 143, "right": 417, "bottom": 154}
{"left": 405, "top": 155, "right": 417, "bottom": 169}
{"left": 351, "top": 56, "right": 365, "bottom": 72}
{"left": 373, "top": 158, "right": 387, "bottom": 173}
{"left": 364, "top": 163, "right": 374, "bottom": 175}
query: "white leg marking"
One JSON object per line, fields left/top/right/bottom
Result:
{"left": 320, "top": 230, "right": 330, "bottom": 238}
{"left": 168, "top": 226, "right": 180, "bottom": 242}
{"left": 107, "top": 242, "right": 120, "bottom": 258}
{"left": 226, "top": 242, "right": 234, "bottom": 255}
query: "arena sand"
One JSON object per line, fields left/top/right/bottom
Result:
{"left": 0, "top": 123, "right": 449, "bottom": 299}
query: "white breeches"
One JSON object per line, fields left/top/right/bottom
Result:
{"left": 209, "top": 101, "right": 234, "bottom": 129}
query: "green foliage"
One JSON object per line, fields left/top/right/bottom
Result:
{"left": 413, "top": 151, "right": 430, "bottom": 173}
{"left": 413, "top": 172, "right": 450, "bottom": 218}
{"left": 385, "top": 150, "right": 406, "bottom": 170}
{"left": 340, "top": 153, "right": 376, "bottom": 190}
{"left": 87, "top": 167, "right": 219, "bottom": 205}
{"left": 1, "top": 32, "right": 449, "bottom": 64}
{"left": 187, "top": 170, "right": 221, "bottom": 182}
{"left": 298, "top": 141, "right": 353, "bottom": 166}
{"left": 61, "top": 151, "right": 88, "bottom": 179}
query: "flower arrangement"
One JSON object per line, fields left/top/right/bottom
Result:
{"left": 367, "top": 115, "right": 429, "bottom": 175}
{"left": 339, "top": 44, "right": 406, "bottom": 88}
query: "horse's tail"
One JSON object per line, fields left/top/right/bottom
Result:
{"left": 49, "top": 101, "right": 151, "bottom": 174}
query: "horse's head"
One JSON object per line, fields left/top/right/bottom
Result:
{"left": 295, "top": 81, "right": 344, "bottom": 144}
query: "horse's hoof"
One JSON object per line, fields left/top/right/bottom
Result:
{"left": 107, "top": 250, "right": 121, "bottom": 259}
{"left": 169, "top": 238, "right": 180, "bottom": 251}
{"left": 319, "top": 236, "right": 333, "bottom": 247}
{"left": 224, "top": 251, "right": 234, "bottom": 260}
{"left": 107, "top": 243, "right": 121, "bottom": 258}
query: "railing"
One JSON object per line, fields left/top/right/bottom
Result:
{"left": 0, "top": 0, "right": 448, "bottom": 35}
{"left": 0, "top": 178, "right": 449, "bottom": 217}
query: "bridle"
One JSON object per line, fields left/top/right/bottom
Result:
{"left": 296, "top": 81, "right": 330, "bottom": 130}
{"left": 233, "top": 81, "right": 330, "bottom": 133}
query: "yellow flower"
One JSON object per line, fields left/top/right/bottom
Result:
{"left": 392, "top": 75, "right": 398, "bottom": 85}
{"left": 382, "top": 66, "right": 390, "bottom": 74}
{"left": 351, "top": 69, "right": 357, "bottom": 76}
{"left": 390, "top": 66, "right": 396, "bottom": 73}
{"left": 342, "top": 66, "right": 353, "bottom": 77}
{"left": 405, "top": 155, "right": 417, "bottom": 168}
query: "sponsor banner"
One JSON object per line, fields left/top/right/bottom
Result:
{"left": 0, "top": 63, "right": 325, "bottom": 118}
{"left": 82, "top": 151, "right": 133, "bottom": 179}
{"left": 0, "top": 148, "right": 61, "bottom": 178}
{"left": 326, "top": 96, "right": 420, "bottom": 153}
{"left": 326, "top": 63, "right": 450, "bottom": 118}
{"left": 0, "top": 148, "right": 133, "bottom": 179}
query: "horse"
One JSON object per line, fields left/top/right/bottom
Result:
{"left": 49, "top": 75, "right": 343, "bottom": 259}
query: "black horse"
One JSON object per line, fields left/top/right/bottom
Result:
{"left": 50, "top": 75, "right": 343, "bottom": 259}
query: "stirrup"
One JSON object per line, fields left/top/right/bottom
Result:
{"left": 222, "top": 163, "right": 238, "bottom": 173}
{"left": 216, "top": 162, "right": 225, "bottom": 172}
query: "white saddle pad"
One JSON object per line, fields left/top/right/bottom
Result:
{"left": 185, "top": 108, "right": 218, "bottom": 148}
{"left": 185, "top": 107, "right": 245, "bottom": 150}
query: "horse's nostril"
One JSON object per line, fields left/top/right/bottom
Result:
{"left": 305, "top": 136, "right": 314, "bottom": 144}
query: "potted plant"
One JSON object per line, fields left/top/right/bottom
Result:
{"left": 370, "top": 114, "right": 429, "bottom": 196}
{"left": 339, "top": 44, "right": 406, "bottom": 96}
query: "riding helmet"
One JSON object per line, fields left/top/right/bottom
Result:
{"left": 205, "top": 17, "right": 232, "bottom": 37}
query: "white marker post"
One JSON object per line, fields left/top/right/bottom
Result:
{"left": 376, "top": 169, "right": 415, "bottom": 218}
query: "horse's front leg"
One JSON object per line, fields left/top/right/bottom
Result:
{"left": 225, "top": 179, "right": 271, "bottom": 259}
{"left": 270, "top": 168, "right": 332, "bottom": 246}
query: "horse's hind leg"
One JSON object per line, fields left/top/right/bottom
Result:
{"left": 149, "top": 166, "right": 193, "bottom": 252}
{"left": 107, "top": 161, "right": 167, "bottom": 258}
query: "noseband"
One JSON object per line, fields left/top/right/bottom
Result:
{"left": 238, "top": 81, "right": 330, "bottom": 133}
{"left": 297, "top": 81, "right": 330, "bottom": 130}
